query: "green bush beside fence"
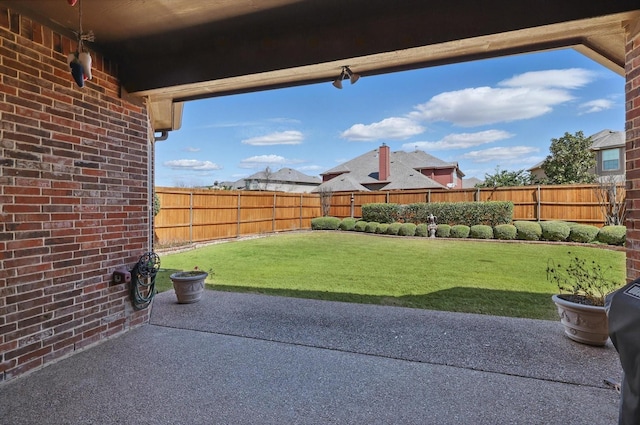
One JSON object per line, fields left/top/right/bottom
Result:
{"left": 313, "top": 215, "right": 625, "bottom": 246}
{"left": 514, "top": 221, "right": 542, "bottom": 241}
{"left": 469, "top": 224, "right": 494, "bottom": 239}
{"left": 568, "top": 224, "right": 599, "bottom": 243}
{"left": 493, "top": 224, "right": 517, "bottom": 240}
{"left": 339, "top": 217, "right": 357, "bottom": 231}
{"left": 363, "top": 201, "right": 513, "bottom": 227}
{"left": 540, "top": 221, "right": 571, "bottom": 242}
{"left": 597, "top": 225, "right": 626, "bottom": 246}
{"left": 311, "top": 216, "right": 341, "bottom": 230}
{"left": 398, "top": 223, "right": 417, "bottom": 236}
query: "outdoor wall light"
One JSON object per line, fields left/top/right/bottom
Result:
{"left": 332, "top": 66, "right": 360, "bottom": 89}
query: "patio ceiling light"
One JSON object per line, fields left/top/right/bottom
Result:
{"left": 332, "top": 66, "right": 360, "bottom": 89}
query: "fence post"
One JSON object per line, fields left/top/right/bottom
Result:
{"left": 350, "top": 193, "right": 354, "bottom": 218}
{"left": 300, "top": 193, "right": 303, "bottom": 228}
{"left": 427, "top": 190, "right": 431, "bottom": 203}
{"left": 386, "top": 192, "right": 390, "bottom": 203}
{"left": 537, "top": 185, "right": 541, "bottom": 222}
{"left": 189, "top": 191, "right": 193, "bottom": 243}
{"left": 273, "top": 192, "right": 277, "bottom": 232}
{"left": 237, "top": 192, "right": 241, "bottom": 237}
{"left": 476, "top": 188, "right": 480, "bottom": 202}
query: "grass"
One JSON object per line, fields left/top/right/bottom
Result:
{"left": 156, "top": 232, "right": 626, "bottom": 320}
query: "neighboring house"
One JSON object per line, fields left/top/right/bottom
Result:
{"left": 234, "top": 167, "right": 321, "bottom": 193}
{"left": 462, "top": 177, "right": 484, "bottom": 188}
{"left": 315, "top": 144, "right": 464, "bottom": 192}
{"left": 528, "top": 129, "right": 625, "bottom": 182}
{"left": 590, "top": 129, "right": 625, "bottom": 182}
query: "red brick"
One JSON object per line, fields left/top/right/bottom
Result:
{"left": 1, "top": 7, "right": 150, "bottom": 382}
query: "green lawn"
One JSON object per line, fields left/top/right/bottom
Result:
{"left": 156, "top": 232, "right": 626, "bottom": 320}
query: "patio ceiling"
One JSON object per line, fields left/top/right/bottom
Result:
{"left": 4, "top": 0, "right": 640, "bottom": 131}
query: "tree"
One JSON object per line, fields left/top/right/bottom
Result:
{"left": 476, "top": 166, "right": 535, "bottom": 187}
{"left": 593, "top": 175, "right": 626, "bottom": 225}
{"left": 542, "top": 131, "right": 596, "bottom": 184}
{"left": 317, "top": 187, "right": 333, "bottom": 216}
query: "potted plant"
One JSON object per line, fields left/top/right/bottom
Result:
{"left": 546, "top": 252, "right": 621, "bottom": 346}
{"left": 169, "top": 267, "right": 210, "bottom": 304}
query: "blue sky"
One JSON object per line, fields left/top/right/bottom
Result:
{"left": 154, "top": 48, "right": 625, "bottom": 187}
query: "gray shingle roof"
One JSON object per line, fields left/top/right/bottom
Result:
{"left": 320, "top": 147, "right": 452, "bottom": 191}
{"left": 590, "top": 129, "right": 624, "bottom": 150}
{"left": 313, "top": 174, "right": 369, "bottom": 192}
{"left": 243, "top": 167, "right": 321, "bottom": 184}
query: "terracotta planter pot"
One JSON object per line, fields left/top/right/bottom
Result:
{"left": 170, "top": 271, "right": 208, "bottom": 304}
{"left": 552, "top": 294, "right": 609, "bottom": 346}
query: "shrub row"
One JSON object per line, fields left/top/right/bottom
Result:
{"left": 362, "top": 201, "right": 513, "bottom": 227}
{"left": 311, "top": 217, "right": 626, "bottom": 246}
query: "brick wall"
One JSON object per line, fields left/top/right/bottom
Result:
{"left": 626, "top": 23, "right": 640, "bottom": 281}
{"left": 0, "top": 7, "right": 152, "bottom": 382}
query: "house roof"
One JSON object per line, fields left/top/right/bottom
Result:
{"left": 392, "top": 150, "right": 460, "bottom": 172}
{"left": 590, "top": 129, "right": 625, "bottom": 150}
{"left": 313, "top": 174, "right": 369, "bottom": 192}
{"left": 528, "top": 129, "right": 624, "bottom": 171}
{"left": 319, "top": 147, "right": 453, "bottom": 192}
{"left": 243, "top": 168, "right": 321, "bottom": 184}
{"left": 462, "top": 177, "right": 484, "bottom": 188}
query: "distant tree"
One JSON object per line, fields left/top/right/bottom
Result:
{"left": 593, "top": 175, "right": 626, "bottom": 225}
{"left": 476, "top": 167, "right": 535, "bottom": 187}
{"left": 317, "top": 187, "right": 333, "bottom": 216}
{"left": 261, "top": 166, "right": 273, "bottom": 191}
{"left": 541, "top": 131, "right": 596, "bottom": 184}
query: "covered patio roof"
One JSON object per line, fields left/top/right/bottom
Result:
{"left": 3, "top": 1, "right": 639, "bottom": 131}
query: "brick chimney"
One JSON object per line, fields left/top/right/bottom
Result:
{"left": 379, "top": 143, "right": 390, "bottom": 181}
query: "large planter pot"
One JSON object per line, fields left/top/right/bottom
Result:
{"left": 170, "top": 271, "right": 208, "bottom": 304}
{"left": 552, "top": 294, "right": 609, "bottom": 346}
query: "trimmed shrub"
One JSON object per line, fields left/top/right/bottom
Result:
{"left": 540, "top": 221, "right": 571, "bottom": 242}
{"left": 375, "top": 223, "right": 390, "bottom": 234}
{"left": 354, "top": 221, "right": 368, "bottom": 232}
{"left": 493, "top": 224, "right": 517, "bottom": 240}
{"left": 398, "top": 223, "right": 417, "bottom": 236}
{"left": 387, "top": 223, "right": 402, "bottom": 235}
{"left": 365, "top": 222, "right": 379, "bottom": 233}
{"left": 339, "top": 217, "right": 357, "bottom": 231}
{"left": 362, "top": 203, "right": 402, "bottom": 224}
{"left": 514, "top": 221, "right": 542, "bottom": 241}
{"left": 469, "top": 224, "right": 494, "bottom": 239}
{"left": 568, "top": 224, "right": 600, "bottom": 243}
{"left": 311, "top": 216, "right": 340, "bottom": 230}
{"left": 404, "top": 201, "right": 513, "bottom": 227}
{"left": 415, "top": 223, "right": 428, "bottom": 237}
{"left": 436, "top": 224, "right": 451, "bottom": 238}
{"left": 597, "top": 225, "right": 626, "bottom": 246}
{"left": 450, "top": 225, "right": 470, "bottom": 238}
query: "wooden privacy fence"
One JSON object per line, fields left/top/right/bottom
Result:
{"left": 154, "top": 184, "right": 623, "bottom": 245}
{"left": 327, "top": 184, "right": 625, "bottom": 226}
{"left": 154, "top": 188, "right": 321, "bottom": 245}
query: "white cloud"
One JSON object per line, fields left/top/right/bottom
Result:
{"left": 242, "top": 130, "right": 304, "bottom": 146}
{"left": 499, "top": 68, "right": 596, "bottom": 89}
{"left": 164, "top": 159, "right": 222, "bottom": 171}
{"left": 238, "top": 154, "right": 306, "bottom": 169}
{"left": 184, "top": 147, "right": 201, "bottom": 152}
{"left": 408, "top": 68, "right": 597, "bottom": 127}
{"left": 410, "top": 86, "right": 573, "bottom": 127}
{"left": 579, "top": 99, "right": 614, "bottom": 114}
{"left": 460, "top": 146, "right": 540, "bottom": 163}
{"left": 340, "top": 117, "right": 425, "bottom": 141}
{"left": 401, "top": 129, "right": 513, "bottom": 151}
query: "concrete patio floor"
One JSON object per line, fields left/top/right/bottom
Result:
{"left": 0, "top": 290, "right": 623, "bottom": 424}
